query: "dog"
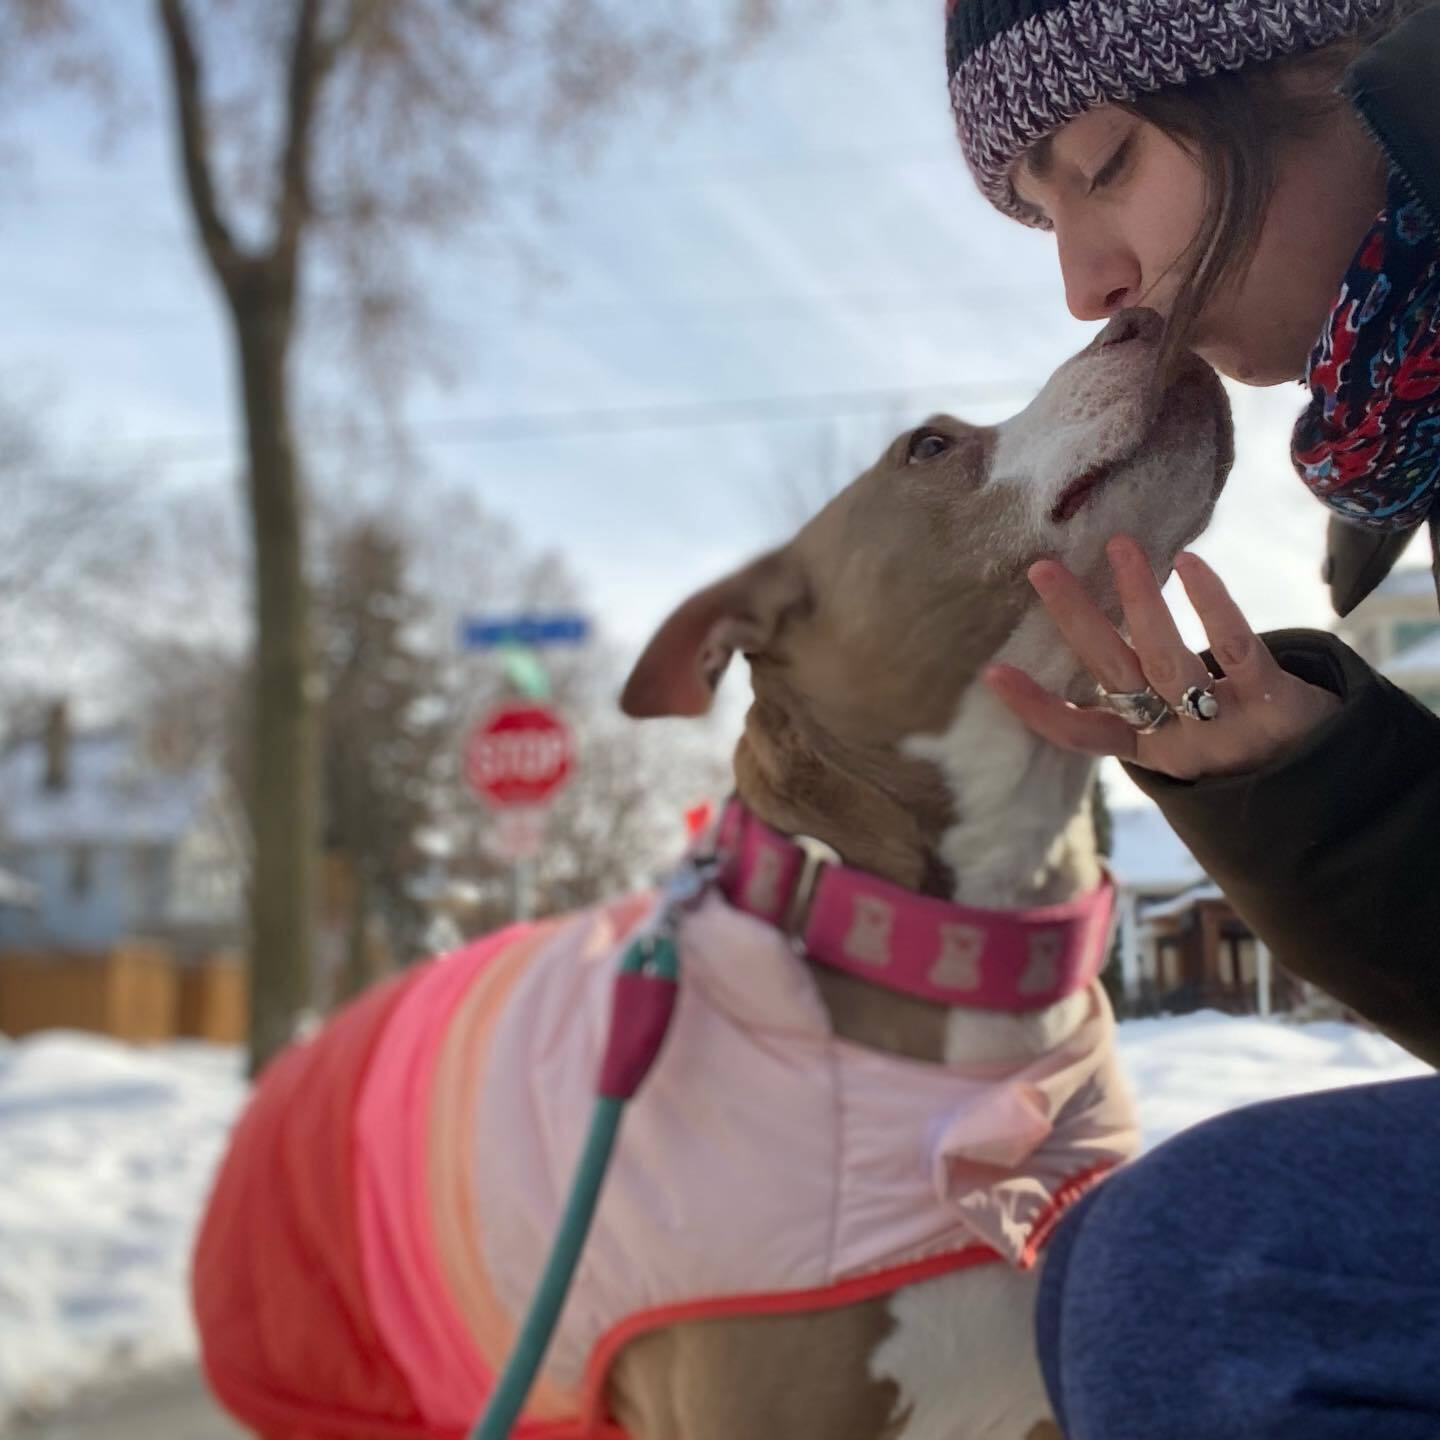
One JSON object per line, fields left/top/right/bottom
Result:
{"left": 192, "top": 307, "right": 1232, "bottom": 1440}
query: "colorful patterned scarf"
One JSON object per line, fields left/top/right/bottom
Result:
{"left": 1292, "top": 178, "right": 1440, "bottom": 530}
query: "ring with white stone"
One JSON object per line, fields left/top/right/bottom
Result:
{"left": 1098, "top": 685, "right": 1173, "bottom": 734}
{"left": 1179, "top": 683, "right": 1221, "bottom": 722}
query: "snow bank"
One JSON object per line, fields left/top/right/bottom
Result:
{"left": 1117, "top": 1010, "right": 1431, "bottom": 1151}
{"left": 0, "top": 1013, "right": 1430, "bottom": 1422}
{"left": 0, "top": 1031, "right": 246, "bottom": 1422}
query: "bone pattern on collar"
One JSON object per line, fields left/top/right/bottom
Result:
{"left": 715, "top": 799, "right": 1115, "bottom": 1014}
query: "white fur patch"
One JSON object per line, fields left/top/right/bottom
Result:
{"left": 904, "top": 646, "right": 1098, "bottom": 913}
{"left": 873, "top": 1264, "right": 1053, "bottom": 1439}
{"left": 986, "top": 336, "right": 1155, "bottom": 535}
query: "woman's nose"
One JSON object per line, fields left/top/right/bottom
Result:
{"left": 1056, "top": 224, "right": 1141, "bottom": 322}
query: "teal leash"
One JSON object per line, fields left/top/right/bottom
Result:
{"left": 468, "top": 858, "right": 712, "bottom": 1440}
{"left": 467, "top": 1096, "right": 627, "bottom": 1440}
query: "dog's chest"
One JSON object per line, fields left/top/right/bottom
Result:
{"left": 874, "top": 1264, "right": 1052, "bottom": 1439}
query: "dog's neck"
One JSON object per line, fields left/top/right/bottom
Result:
{"left": 732, "top": 660, "right": 1101, "bottom": 1064}
{"left": 732, "top": 690, "right": 960, "bottom": 900}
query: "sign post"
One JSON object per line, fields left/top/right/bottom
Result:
{"left": 464, "top": 701, "right": 575, "bottom": 922}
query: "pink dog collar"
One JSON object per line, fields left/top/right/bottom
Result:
{"left": 715, "top": 800, "right": 1115, "bottom": 1012}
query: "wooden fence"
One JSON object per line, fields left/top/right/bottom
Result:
{"left": 0, "top": 945, "right": 247, "bottom": 1044}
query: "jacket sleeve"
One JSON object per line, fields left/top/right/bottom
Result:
{"left": 1124, "top": 628, "right": 1440, "bottom": 1067}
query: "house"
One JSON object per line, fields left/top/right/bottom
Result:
{"left": 1108, "top": 804, "right": 1291, "bottom": 1017}
{"left": 0, "top": 863, "right": 38, "bottom": 913}
{"left": 0, "top": 703, "right": 246, "bottom": 955}
{"left": 1109, "top": 802, "right": 1206, "bottom": 1007}
{"left": 1335, "top": 566, "right": 1440, "bottom": 711}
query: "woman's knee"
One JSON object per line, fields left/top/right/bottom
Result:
{"left": 1037, "top": 1078, "right": 1440, "bottom": 1439}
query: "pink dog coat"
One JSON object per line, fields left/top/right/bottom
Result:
{"left": 349, "top": 889, "right": 1139, "bottom": 1438}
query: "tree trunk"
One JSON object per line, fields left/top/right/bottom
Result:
{"left": 335, "top": 862, "right": 377, "bottom": 1006}
{"left": 233, "top": 280, "right": 318, "bottom": 1077}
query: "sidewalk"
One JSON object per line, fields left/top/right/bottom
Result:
{"left": 2, "top": 1368, "right": 245, "bottom": 1440}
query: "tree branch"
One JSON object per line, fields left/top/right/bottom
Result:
{"left": 273, "top": 0, "right": 327, "bottom": 265}
{"left": 154, "top": 0, "right": 241, "bottom": 284}
{"left": 314, "top": 0, "right": 387, "bottom": 76}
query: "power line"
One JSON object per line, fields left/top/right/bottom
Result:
{"left": 10, "top": 140, "right": 966, "bottom": 222}
{"left": 17, "top": 378, "right": 1038, "bottom": 485}
{"left": 4, "top": 283, "right": 1056, "bottom": 341}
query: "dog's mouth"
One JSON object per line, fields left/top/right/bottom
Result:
{"left": 1048, "top": 362, "right": 1230, "bottom": 526}
{"left": 1050, "top": 464, "right": 1115, "bottom": 524}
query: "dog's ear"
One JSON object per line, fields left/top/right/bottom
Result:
{"left": 621, "top": 550, "right": 806, "bottom": 718}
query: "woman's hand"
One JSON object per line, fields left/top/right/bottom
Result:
{"left": 985, "top": 535, "right": 1341, "bottom": 780}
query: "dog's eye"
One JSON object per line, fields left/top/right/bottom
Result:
{"left": 907, "top": 429, "right": 952, "bottom": 464}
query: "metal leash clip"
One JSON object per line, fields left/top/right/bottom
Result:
{"left": 649, "top": 834, "right": 726, "bottom": 942}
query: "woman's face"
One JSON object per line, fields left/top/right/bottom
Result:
{"left": 1011, "top": 105, "right": 1387, "bottom": 387}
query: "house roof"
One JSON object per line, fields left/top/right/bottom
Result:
{"left": 0, "top": 731, "right": 221, "bottom": 848}
{"left": 1384, "top": 628, "right": 1440, "bottom": 680}
{"left": 1108, "top": 804, "right": 1207, "bottom": 893}
{"left": 1139, "top": 881, "right": 1225, "bottom": 923}
{"left": 1370, "top": 567, "right": 1436, "bottom": 600}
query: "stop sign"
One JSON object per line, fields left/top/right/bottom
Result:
{"left": 465, "top": 702, "right": 574, "bottom": 808}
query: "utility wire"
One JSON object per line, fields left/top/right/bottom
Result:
{"left": 5, "top": 284, "right": 1055, "bottom": 340}
{"left": 14, "top": 377, "right": 1037, "bottom": 486}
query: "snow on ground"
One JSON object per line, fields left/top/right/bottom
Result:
{"left": 1116, "top": 1012, "right": 1431, "bottom": 1152}
{"left": 0, "top": 1015, "right": 1431, "bottom": 1424}
{"left": 0, "top": 1032, "right": 246, "bottom": 1425}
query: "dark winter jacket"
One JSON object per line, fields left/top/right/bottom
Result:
{"left": 1128, "top": 3, "right": 1440, "bottom": 1066}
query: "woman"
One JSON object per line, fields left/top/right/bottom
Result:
{"left": 945, "top": 2, "right": 1440, "bottom": 1435}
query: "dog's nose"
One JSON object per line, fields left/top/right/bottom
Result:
{"left": 1097, "top": 308, "right": 1164, "bottom": 349}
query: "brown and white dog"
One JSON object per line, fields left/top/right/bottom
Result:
{"left": 607, "top": 306, "right": 1233, "bottom": 1440}
{"left": 190, "top": 307, "right": 1231, "bottom": 1440}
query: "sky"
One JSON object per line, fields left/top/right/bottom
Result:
{"left": 5, "top": 1, "right": 1413, "bottom": 797}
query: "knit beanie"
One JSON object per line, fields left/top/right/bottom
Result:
{"left": 947, "top": 0, "right": 1398, "bottom": 225}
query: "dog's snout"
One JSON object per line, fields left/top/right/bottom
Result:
{"left": 1097, "top": 308, "right": 1164, "bottom": 350}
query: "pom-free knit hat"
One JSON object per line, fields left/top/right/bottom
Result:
{"left": 946, "top": 0, "right": 1398, "bottom": 225}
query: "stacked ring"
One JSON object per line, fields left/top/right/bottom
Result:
{"left": 1098, "top": 686, "right": 1173, "bottom": 734}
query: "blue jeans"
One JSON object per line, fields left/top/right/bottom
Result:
{"left": 1037, "top": 1075, "right": 1440, "bottom": 1439}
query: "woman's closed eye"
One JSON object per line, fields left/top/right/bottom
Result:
{"left": 1088, "top": 133, "right": 1135, "bottom": 194}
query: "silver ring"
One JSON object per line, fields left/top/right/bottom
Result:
{"left": 1180, "top": 683, "right": 1220, "bottom": 722}
{"left": 1098, "top": 686, "right": 1173, "bottom": 734}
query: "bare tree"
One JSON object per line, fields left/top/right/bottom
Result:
{"left": 0, "top": 391, "right": 120, "bottom": 619}
{"left": 4, "top": 0, "right": 795, "bottom": 1072}
{"left": 315, "top": 514, "right": 451, "bottom": 999}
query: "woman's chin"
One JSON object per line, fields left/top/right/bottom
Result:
{"left": 1197, "top": 339, "right": 1304, "bottom": 389}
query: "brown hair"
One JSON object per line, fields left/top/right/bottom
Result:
{"left": 1123, "top": 3, "right": 1422, "bottom": 377}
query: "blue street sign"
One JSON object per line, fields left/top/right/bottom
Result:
{"left": 460, "top": 614, "right": 592, "bottom": 650}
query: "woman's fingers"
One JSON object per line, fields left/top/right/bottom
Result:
{"left": 1106, "top": 535, "right": 1212, "bottom": 701}
{"left": 985, "top": 663, "right": 1140, "bottom": 759}
{"left": 1173, "top": 551, "right": 1282, "bottom": 699}
{"left": 1028, "top": 559, "right": 1146, "bottom": 693}
{"left": 992, "top": 548, "right": 1339, "bottom": 782}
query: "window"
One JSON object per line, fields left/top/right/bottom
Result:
{"left": 1217, "top": 946, "right": 1234, "bottom": 988}
{"left": 130, "top": 845, "right": 169, "bottom": 921}
{"left": 70, "top": 844, "right": 94, "bottom": 899}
